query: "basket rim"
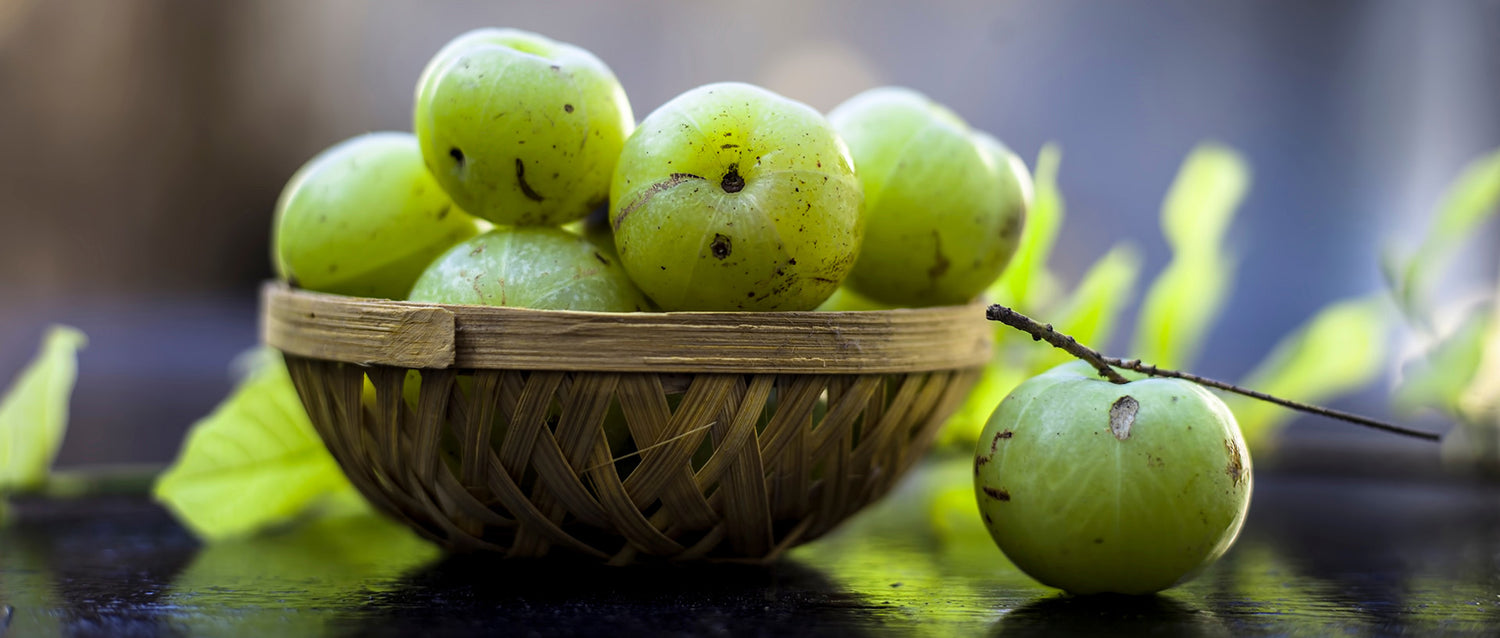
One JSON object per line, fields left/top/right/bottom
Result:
{"left": 260, "top": 281, "right": 992, "bottom": 373}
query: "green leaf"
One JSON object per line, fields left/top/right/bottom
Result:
{"left": 1159, "top": 143, "right": 1250, "bottom": 255}
{"left": 0, "top": 325, "right": 86, "bottom": 492}
{"left": 1034, "top": 243, "right": 1144, "bottom": 372}
{"left": 1224, "top": 296, "right": 1391, "bottom": 450}
{"left": 990, "top": 143, "right": 1063, "bottom": 311}
{"left": 1389, "top": 148, "right": 1500, "bottom": 327}
{"left": 1132, "top": 144, "right": 1250, "bottom": 369}
{"left": 1392, "top": 305, "right": 1491, "bottom": 417}
{"left": 153, "top": 350, "right": 370, "bottom": 540}
{"left": 1132, "top": 254, "right": 1235, "bottom": 370}
{"left": 937, "top": 363, "right": 1029, "bottom": 449}
{"left": 1429, "top": 149, "right": 1500, "bottom": 252}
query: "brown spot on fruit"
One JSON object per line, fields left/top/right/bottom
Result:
{"left": 515, "top": 158, "right": 544, "bottom": 202}
{"left": 449, "top": 147, "right": 465, "bottom": 167}
{"left": 982, "top": 486, "right": 1011, "bottom": 502}
{"left": 1225, "top": 438, "right": 1246, "bottom": 486}
{"left": 1109, "top": 395, "right": 1139, "bottom": 441}
{"left": 1000, "top": 215, "right": 1021, "bottom": 240}
{"left": 928, "top": 231, "right": 950, "bottom": 280}
{"left": 990, "top": 429, "right": 1013, "bottom": 455}
{"left": 974, "top": 455, "right": 989, "bottom": 474}
{"left": 563, "top": 103, "right": 574, "bottom": 113}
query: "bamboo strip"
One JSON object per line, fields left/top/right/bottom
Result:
{"left": 263, "top": 282, "right": 989, "bottom": 373}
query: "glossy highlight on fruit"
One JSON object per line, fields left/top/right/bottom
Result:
{"left": 415, "top": 28, "right": 634, "bottom": 226}
{"left": 973, "top": 361, "right": 1252, "bottom": 595}
{"left": 273, "top": 132, "right": 483, "bottom": 300}
{"left": 610, "top": 82, "right": 863, "bottom": 311}
{"left": 407, "top": 226, "right": 651, "bottom": 312}
{"left": 830, "top": 87, "right": 1031, "bottom": 307}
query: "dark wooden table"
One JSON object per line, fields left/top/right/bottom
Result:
{"left": 3, "top": 456, "right": 1499, "bottom": 637}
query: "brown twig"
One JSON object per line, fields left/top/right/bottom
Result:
{"left": 986, "top": 304, "right": 1441, "bottom": 442}
{"left": 986, "top": 305, "right": 1128, "bottom": 384}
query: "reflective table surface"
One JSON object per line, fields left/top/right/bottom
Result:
{"left": 3, "top": 457, "right": 1499, "bottom": 637}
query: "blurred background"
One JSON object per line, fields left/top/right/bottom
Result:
{"left": 0, "top": 0, "right": 1497, "bottom": 467}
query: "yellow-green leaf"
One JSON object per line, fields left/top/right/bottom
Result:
{"left": 1132, "top": 144, "right": 1249, "bottom": 369}
{"left": 1034, "top": 243, "right": 1144, "bottom": 372}
{"left": 990, "top": 144, "right": 1063, "bottom": 311}
{"left": 1225, "top": 296, "right": 1390, "bottom": 450}
{"left": 153, "top": 350, "right": 369, "bottom": 540}
{"left": 1429, "top": 149, "right": 1500, "bottom": 253}
{"left": 937, "top": 362, "right": 1029, "bottom": 449}
{"left": 1390, "top": 148, "right": 1500, "bottom": 325}
{"left": 1392, "top": 306, "right": 1489, "bottom": 418}
{"left": 1458, "top": 279, "right": 1500, "bottom": 422}
{"left": 1159, "top": 143, "right": 1250, "bottom": 255}
{"left": 0, "top": 325, "right": 86, "bottom": 492}
{"left": 1132, "top": 254, "right": 1235, "bottom": 370}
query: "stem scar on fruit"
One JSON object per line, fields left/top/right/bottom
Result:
{"left": 721, "top": 164, "right": 745, "bottom": 193}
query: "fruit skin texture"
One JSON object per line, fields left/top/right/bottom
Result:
{"left": 829, "top": 87, "right": 1031, "bottom": 307}
{"left": 273, "top": 132, "right": 484, "bottom": 300}
{"left": 414, "top": 28, "right": 634, "bottom": 227}
{"left": 974, "top": 361, "right": 1252, "bottom": 595}
{"left": 610, "top": 82, "right": 863, "bottom": 311}
{"left": 407, "top": 227, "right": 651, "bottom": 312}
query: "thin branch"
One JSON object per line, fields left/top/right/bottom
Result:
{"left": 1104, "top": 358, "right": 1439, "bottom": 441}
{"left": 985, "top": 304, "right": 1442, "bottom": 443}
{"left": 986, "top": 305, "right": 1129, "bottom": 384}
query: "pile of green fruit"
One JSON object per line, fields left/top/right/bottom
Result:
{"left": 271, "top": 28, "right": 1032, "bottom": 313}
{"left": 269, "top": 27, "right": 1251, "bottom": 597}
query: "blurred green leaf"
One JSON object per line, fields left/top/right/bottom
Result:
{"left": 0, "top": 325, "right": 86, "bottom": 493}
{"left": 1392, "top": 306, "right": 1489, "bottom": 418}
{"left": 1132, "top": 144, "right": 1249, "bottom": 369}
{"left": 937, "top": 363, "right": 1029, "bottom": 449}
{"left": 154, "top": 350, "right": 371, "bottom": 540}
{"left": 1224, "top": 296, "right": 1390, "bottom": 450}
{"left": 1428, "top": 149, "right": 1500, "bottom": 254}
{"left": 1159, "top": 143, "right": 1250, "bottom": 255}
{"left": 990, "top": 143, "right": 1063, "bottom": 311}
{"left": 1036, "top": 243, "right": 1144, "bottom": 371}
{"left": 1388, "top": 149, "right": 1500, "bottom": 326}
{"left": 1460, "top": 284, "right": 1500, "bottom": 416}
{"left": 1132, "top": 254, "right": 1235, "bottom": 370}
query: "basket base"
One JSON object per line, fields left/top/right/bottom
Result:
{"left": 284, "top": 355, "right": 980, "bottom": 563}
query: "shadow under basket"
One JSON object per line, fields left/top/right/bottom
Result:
{"left": 261, "top": 282, "right": 991, "bottom": 564}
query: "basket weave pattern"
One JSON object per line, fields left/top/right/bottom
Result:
{"left": 264, "top": 283, "right": 990, "bottom": 563}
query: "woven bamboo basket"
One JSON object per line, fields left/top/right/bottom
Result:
{"left": 261, "top": 281, "right": 991, "bottom": 563}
